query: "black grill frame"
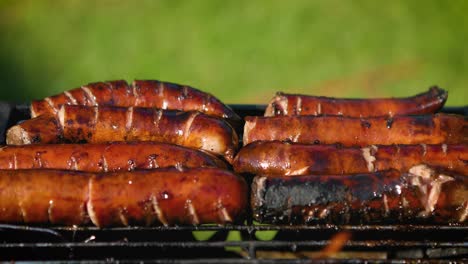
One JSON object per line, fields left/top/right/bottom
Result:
{"left": 0, "top": 102, "right": 466, "bottom": 262}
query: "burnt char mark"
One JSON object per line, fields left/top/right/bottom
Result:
{"left": 386, "top": 118, "right": 393, "bottom": 129}
{"left": 256, "top": 171, "right": 404, "bottom": 224}
{"left": 409, "top": 116, "right": 435, "bottom": 135}
{"left": 361, "top": 119, "right": 371, "bottom": 129}
{"left": 429, "top": 85, "right": 448, "bottom": 103}
{"left": 264, "top": 177, "right": 347, "bottom": 207}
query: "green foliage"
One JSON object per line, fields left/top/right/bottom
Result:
{"left": 0, "top": 0, "right": 467, "bottom": 105}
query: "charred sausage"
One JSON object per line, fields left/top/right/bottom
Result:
{"left": 0, "top": 142, "right": 227, "bottom": 172}
{"left": 233, "top": 141, "right": 468, "bottom": 176}
{"left": 252, "top": 165, "right": 468, "bottom": 224}
{"left": 7, "top": 105, "right": 239, "bottom": 163}
{"left": 265, "top": 86, "right": 448, "bottom": 117}
{"left": 0, "top": 168, "right": 248, "bottom": 227}
{"left": 244, "top": 114, "right": 467, "bottom": 146}
{"left": 30, "top": 80, "right": 240, "bottom": 122}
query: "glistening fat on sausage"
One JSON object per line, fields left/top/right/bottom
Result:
{"left": 265, "top": 86, "right": 448, "bottom": 117}
{"left": 7, "top": 105, "right": 239, "bottom": 163}
{"left": 243, "top": 114, "right": 467, "bottom": 146}
{"left": 0, "top": 142, "right": 227, "bottom": 172}
{"left": 30, "top": 79, "right": 241, "bottom": 122}
{"left": 0, "top": 167, "right": 248, "bottom": 227}
{"left": 252, "top": 165, "right": 468, "bottom": 224}
{"left": 233, "top": 141, "right": 468, "bottom": 176}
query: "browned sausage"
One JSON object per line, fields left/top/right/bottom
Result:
{"left": 0, "top": 168, "right": 248, "bottom": 227}
{"left": 264, "top": 86, "right": 448, "bottom": 117}
{"left": 252, "top": 166, "right": 468, "bottom": 224}
{"left": 244, "top": 114, "right": 467, "bottom": 146}
{"left": 7, "top": 105, "right": 239, "bottom": 163}
{"left": 6, "top": 114, "right": 62, "bottom": 145}
{"left": 0, "top": 142, "right": 227, "bottom": 172}
{"left": 89, "top": 167, "right": 247, "bottom": 227}
{"left": 0, "top": 169, "right": 89, "bottom": 225}
{"left": 30, "top": 80, "right": 240, "bottom": 122}
{"left": 233, "top": 141, "right": 468, "bottom": 176}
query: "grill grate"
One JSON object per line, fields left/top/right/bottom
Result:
{"left": 1, "top": 224, "right": 467, "bottom": 261}
{"left": 0, "top": 102, "right": 467, "bottom": 262}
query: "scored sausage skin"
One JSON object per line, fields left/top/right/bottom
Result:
{"left": 0, "top": 142, "right": 227, "bottom": 172}
{"left": 252, "top": 167, "right": 468, "bottom": 225}
{"left": 60, "top": 105, "right": 238, "bottom": 162}
{"left": 31, "top": 80, "right": 240, "bottom": 122}
{"left": 0, "top": 170, "right": 90, "bottom": 225}
{"left": 89, "top": 167, "right": 248, "bottom": 227}
{"left": 265, "top": 86, "right": 448, "bottom": 117}
{"left": 233, "top": 141, "right": 468, "bottom": 176}
{"left": 0, "top": 168, "right": 248, "bottom": 227}
{"left": 7, "top": 105, "right": 239, "bottom": 163}
{"left": 244, "top": 114, "right": 467, "bottom": 146}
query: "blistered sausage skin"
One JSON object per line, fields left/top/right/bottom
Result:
{"left": 252, "top": 166, "right": 468, "bottom": 225}
{"left": 244, "top": 114, "right": 467, "bottom": 146}
{"left": 233, "top": 141, "right": 468, "bottom": 176}
{"left": 7, "top": 105, "right": 238, "bottom": 163}
{"left": 265, "top": 86, "right": 448, "bottom": 117}
{"left": 0, "top": 142, "right": 227, "bottom": 172}
{"left": 30, "top": 80, "right": 240, "bottom": 122}
{"left": 0, "top": 168, "right": 248, "bottom": 227}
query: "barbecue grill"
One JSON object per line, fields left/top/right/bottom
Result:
{"left": 0, "top": 102, "right": 467, "bottom": 263}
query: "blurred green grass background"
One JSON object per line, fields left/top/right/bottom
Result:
{"left": 0, "top": 0, "right": 467, "bottom": 105}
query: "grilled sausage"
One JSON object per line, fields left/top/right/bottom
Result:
{"left": 6, "top": 114, "right": 62, "bottom": 145}
{"left": 0, "top": 169, "right": 90, "bottom": 225}
{"left": 265, "top": 86, "right": 448, "bottom": 117}
{"left": 89, "top": 167, "right": 247, "bottom": 227}
{"left": 0, "top": 142, "right": 227, "bottom": 172}
{"left": 7, "top": 105, "right": 238, "bottom": 163}
{"left": 0, "top": 168, "right": 248, "bottom": 227}
{"left": 233, "top": 141, "right": 468, "bottom": 176}
{"left": 244, "top": 114, "right": 467, "bottom": 146}
{"left": 30, "top": 80, "right": 241, "bottom": 122}
{"left": 252, "top": 165, "right": 468, "bottom": 224}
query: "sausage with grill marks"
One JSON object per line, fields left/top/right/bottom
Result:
{"left": 0, "top": 168, "right": 248, "bottom": 227}
{"left": 233, "top": 141, "right": 468, "bottom": 176}
{"left": 0, "top": 142, "right": 227, "bottom": 172}
{"left": 7, "top": 105, "right": 239, "bottom": 163}
{"left": 244, "top": 114, "right": 467, "bottom": 146}
{"left": 30, "top": 79, "right": 241, "bottom": 122}
{"left": 252, "top": 166, "right": 468, "bottom": 225}
{"left": 265, "top": 86, "right": 448, "bottom": 117}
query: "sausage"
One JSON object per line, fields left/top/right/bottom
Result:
{"left": 233, "top": 141, "right": 468, "bottom": 176}
{"left": 0, "top": 169, "right": 90, "bottom": 225}
{"left": 0, "top": 168, "right": 248, "bottom": 227}
{"left": 264, "top": 86, "right": 448, "bottom": 117}
{"left": 7, "top": 105, "right": 239, "bottom": 163}
{"left": 0, "top": 142, "right": 227, "bottom": 172}
{"left": 243, "top": 114, "right": 467, "bottom": 146}
{"left": 30, "top": 80, "right": 241, "bottom": 122}
{"left": 89, "top": 167, "right": 247, "bottom": 227}
{"left": 252, "top": 165, "right": 468, "bottom": 224}
{"left": 6, "top": 114, "right": 62, "bottom": 145}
